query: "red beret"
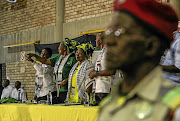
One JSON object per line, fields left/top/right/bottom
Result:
{"left": 114, "top": 0, "right": 179, "bottom": 42}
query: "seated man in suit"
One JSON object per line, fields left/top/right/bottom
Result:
{"left": 97, "top": 0, "right": 180, "bottom": 121}
{"left": 11, "top": 81, "right": 27, "bottom": 103}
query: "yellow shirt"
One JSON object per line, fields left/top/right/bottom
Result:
{"left": 69, "top": 66, "right": 81, "bottom": 103}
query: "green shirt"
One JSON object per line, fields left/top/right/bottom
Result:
{"left": 50, "top": 54, "right": 77, "bottom": 92}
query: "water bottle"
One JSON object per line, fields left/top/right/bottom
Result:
{"left": 47, "top": 91, "right": 52, "bottom": 105}
{"left": 92, "top": 91, "right": 96, "bottom": 105}
{"left": 47, "top": 93, "right": 50, "bottom": 105}
{"left": 92, "top": 80, "right": 96, "bottom": 105}
{"left": 90, "top": 87, "right": 96, "bottom": 105}
{"left": 84, "top": 91, "right": 89, "bottom": 107}
{"left": 49, "top": 91, "right": 52, "bottom": 105}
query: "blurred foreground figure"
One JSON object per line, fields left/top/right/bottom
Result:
{"left": 98, "top": 0, "right": 180, "bottom": 121}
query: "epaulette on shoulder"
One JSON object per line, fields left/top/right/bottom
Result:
{"left": 162, "top": 87, "right": 180, "bottom": 110}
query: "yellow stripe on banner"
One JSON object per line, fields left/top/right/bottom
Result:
{"left": 79, "top": 29, "right": 105, "bottom": 35}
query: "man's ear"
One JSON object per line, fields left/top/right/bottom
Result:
{"left": 144, "top": 36, "right": 160, "bottom": 57}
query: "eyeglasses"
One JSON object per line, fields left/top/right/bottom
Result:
{"left": 105, "top": 28, "right": 126, "bottom": 37}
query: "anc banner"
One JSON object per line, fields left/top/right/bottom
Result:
{"left": 34, "top": 35, "right": 96, "bottom": 58}
{"left": 73, "top": 34, "right": 96, "bottom": 47}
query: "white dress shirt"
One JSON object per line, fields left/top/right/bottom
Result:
{"left": 95, "top": 46, "right": 112, "bottom": 93}
{"left": 161, "top": 32, "right": 180, "bottom": 86}
{"left": 11, "top": 88, "right": 27, "bottom": 102}
{"left": 1, "top": 85, "right": 13, "bottom": 99}
{"left": 34, "top": 62, "right": 56, "bottom": 97}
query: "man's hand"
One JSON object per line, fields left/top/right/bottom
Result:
{"left": 27, "top": 53, "right": 36, "bottom": 58}
{"left": 96, "top": 33, "right": 101, "bottom": 41}
{"left": 89, "top": 70, "right": 96, "bottom": 79}
{"left": 26, "top": 54, "right": 34, "bottom": 62}
{"left": 60, "top": 78, "right": 68, "bottom": 87}
{"left": 26, "top": 53, "right": 51, "bottom": 65}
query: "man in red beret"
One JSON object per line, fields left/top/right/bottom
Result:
{"left": 97, "top": 0, "right": 180, "bottom": 121}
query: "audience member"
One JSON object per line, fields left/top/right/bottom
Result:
{"left": 11, "top": 81, "right": 27, "bottom": 102}
{"left": 1, "top": 79, "right": 13, "bottom": 99}
{"left": 0, "top": 84, "right": 3, "bottom": 98}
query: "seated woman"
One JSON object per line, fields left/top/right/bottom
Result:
{"left": 65, "top": 43, "right": 94, "bottom": 103}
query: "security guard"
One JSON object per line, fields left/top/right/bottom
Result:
{"left": 97, "top": 0, "right": 180, "bottom": 121}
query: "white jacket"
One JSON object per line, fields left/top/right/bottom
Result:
{"left": 1, "top": 85, "right": 13, "bottom": 99}
{"left": 11, "top": 88, "right": 27, "bottom": 102}
{"left": 34, "top": 62, "right": 56, "bottom": 97}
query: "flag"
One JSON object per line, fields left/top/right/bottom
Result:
{"left": 73, "top": 34, "right": 96, "bottom": 47}
{"left": 34, "top": 34, "right": 96, "bottom": 58}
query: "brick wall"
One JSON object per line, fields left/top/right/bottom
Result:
{"left": 0, "top": 0, "right": 56, "bottom": 36}
{"left": 2, "top": 63, "right": 6, "bottom": 83}
{"left": 64, "top": 0, "right": 171, "bottom": 23}
{"left": 65, "top": 0, "right": 113, "bottom": 22}
{"left": 6, "top": 61, "right": 36, "bottom": 100}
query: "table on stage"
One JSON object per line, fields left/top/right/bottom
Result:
{"left": 0, "top": 103, "right": 99, "bottom": 121}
